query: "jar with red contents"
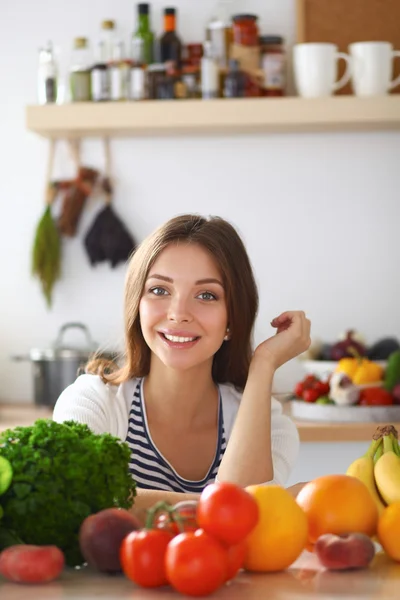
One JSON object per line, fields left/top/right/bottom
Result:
{"left": 232, "top": 14, "right": 259, "bottom": 47}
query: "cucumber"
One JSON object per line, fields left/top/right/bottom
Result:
{"left": 0, "top": 456, "right": 13, "bottom": 495}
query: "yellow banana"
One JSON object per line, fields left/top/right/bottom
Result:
{"left": 374, "top": 434, "right": 400, "bottom": 505}
{"left": 346, "top": 437, "right": 386, "bottom": 515}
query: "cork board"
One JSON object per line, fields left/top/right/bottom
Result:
{"left": 296, "top": 0, "right": 400, "bottom": 94}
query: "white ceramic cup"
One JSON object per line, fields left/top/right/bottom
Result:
{"left": 293, "top": 43, "right": 352, "bottom": 98}
{"left": 349, "top": 41, "right": 400, "bottom": 96}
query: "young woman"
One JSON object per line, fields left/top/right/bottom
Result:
{"left": 53, "top": 214, "right": 310, "bottom": 522}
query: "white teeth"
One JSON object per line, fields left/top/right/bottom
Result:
{"left": 164, "top": 334, "right": 196, "bottom": 343}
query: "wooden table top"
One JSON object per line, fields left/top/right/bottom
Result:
{"left": 1, "top": 403, "right": 398, "bottom": 443}
{"left": 0, "top": 550, "right": 399, "bottom": 599}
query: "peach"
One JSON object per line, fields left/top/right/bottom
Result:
{"left": 314, "top": 533, "right": 375, "bottom": 571}
{"left": 79, "top": 507, "right": 141, "bottom": 573}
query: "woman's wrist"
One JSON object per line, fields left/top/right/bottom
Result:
{"left": 249, "top": 352, "right": 276, "bottom": 377}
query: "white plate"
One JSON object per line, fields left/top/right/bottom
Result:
{"left": 290, "top": 399, "right": 400, "bottom": 423}
{"left": 300, "top": 359, "right": 387, "bottom": 379}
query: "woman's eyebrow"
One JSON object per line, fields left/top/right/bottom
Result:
{"left": 147, "top": 274, "right": 223, "bottom": 287}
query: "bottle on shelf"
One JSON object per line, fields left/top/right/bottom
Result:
{"left": 110, "top": 40, "right": 130, "bottom": 101}
{"left": 223, "top": 58, "right": 246, "bottom": 98}
{"left": 159, "top": 7, "right": 182, "bottom": 69}
{"left": 201, "top": 40, "right": 219, "bottom": 99}
{"left": 37, "top": 41, "right": 58, "bottom": 104}
{"left": 130, "top": 38, "right": 147, "bottom": 100}
{"left": 132, "top": 3, "right": 154, "bottom": 65}
{"left": 70, "top": 37, "right": 92, "bottom": 102}
{"left": 91, "top": 41, "right": 109, "bottom": 101}
{"left": 101, "top": 20, "right": 116, "bottom": 63}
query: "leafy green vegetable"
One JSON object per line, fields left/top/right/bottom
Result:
{"left": 0, "top": 420, "right": 136, "bottom": 565}
{"left": 31, "top": 205, "right": 61, "bottom": 308}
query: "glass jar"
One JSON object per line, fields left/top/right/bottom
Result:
{"left": 70, "top": 38, "right": 92, "bottom": 102}
{"left": 232, "top": 14, "right": 259, "bottom": 47}
{"left": 260, "top": 35, "right": 285, "bottom": 97}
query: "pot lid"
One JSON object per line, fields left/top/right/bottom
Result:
{"left": 29, "top": 323, "right": 98, "bottom": 361}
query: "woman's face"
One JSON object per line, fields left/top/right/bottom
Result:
{"left": 139, "top": 242, "right": 228, "bottom": 373}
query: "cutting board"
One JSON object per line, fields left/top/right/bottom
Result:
{"left": 296, "top": 0, "right": 400, "bottom": 94}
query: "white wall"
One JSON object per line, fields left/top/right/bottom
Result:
{"left": 0, "top": 0, "right": 399, "bottom": 403}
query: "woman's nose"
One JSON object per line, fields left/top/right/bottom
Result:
{"left": 167, "top": 295, "right": 192, "bottom": 323}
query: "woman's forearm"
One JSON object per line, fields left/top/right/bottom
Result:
{"left": 217, "top": 356, "right": 275, "bottom": 487}
{"left": 130, "top": 488, "right": 200, "bottom": 526}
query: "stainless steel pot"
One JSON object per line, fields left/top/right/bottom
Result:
{"left": 12, "top": 322, "right": 117, "bottom": 407}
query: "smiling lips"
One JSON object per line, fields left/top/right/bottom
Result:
{"left": 158, "top": 331, "right": 200, "bottom": 348}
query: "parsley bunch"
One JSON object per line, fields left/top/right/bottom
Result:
{"left": 0, "top": 420, "right": 136, "bottom": 565}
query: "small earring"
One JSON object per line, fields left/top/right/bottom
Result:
{"left": 224, "top": 328, "right": 230, "bottom": 341}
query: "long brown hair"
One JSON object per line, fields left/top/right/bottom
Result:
{"left": 86, "top": 214, "right": 259, "bottom": 389}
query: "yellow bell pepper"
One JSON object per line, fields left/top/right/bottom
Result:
{"left": 335, "top": 358, "right": 384, "bottom": 385}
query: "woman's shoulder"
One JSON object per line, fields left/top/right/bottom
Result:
{"left": 52, "top": 374, "right": 140, "bottom": 436}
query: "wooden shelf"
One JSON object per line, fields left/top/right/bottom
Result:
{"left": 25, "top": 96, "right": 400, "bottom": 138}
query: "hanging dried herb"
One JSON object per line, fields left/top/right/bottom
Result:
{"left": 31, "top": 140, "right": 61, "bottom": 308}
{"left": 31, "top": 203, "right": 61, "bottom": 308}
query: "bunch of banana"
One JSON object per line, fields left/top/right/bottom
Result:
{"left": 374, "top": 426, "right": 400, "bottom": 505}
{"left": 346, "top": 435, "right": 386, "bottom": 515}
{"left": 346, "top": 425, "right": 400, "bottom": 514}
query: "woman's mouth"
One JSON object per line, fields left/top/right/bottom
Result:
{"left": 158, "top": 332, "right": 200, "bottom": 348}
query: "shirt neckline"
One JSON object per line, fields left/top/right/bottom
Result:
{"left": 137, "top": 378, "right": 224, "bottom": 485}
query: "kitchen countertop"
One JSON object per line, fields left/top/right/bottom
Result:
{"left": 1, "top": 403, "right": 399, "bottom": 443}
{"left": 1, "top": 550, "right": 399, "bottom": 599}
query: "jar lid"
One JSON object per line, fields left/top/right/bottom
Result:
{"left": 259, "top": 35, "right": 284, "bottom": 45}
{"left": 74, "top": 37, "right": 88, "bottom": 49}
{"left": 164, "top": 7, "right": 176, "bottom": 15}
{"left": 232, "top": 14, "right": 258, "bottom": 22}
{"left": 147, "top": 63, "right": 167, "bottom": 72}
{"left": 102, "top": 20, "right": 115, "bottom": 30}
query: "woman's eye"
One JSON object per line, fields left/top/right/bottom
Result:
{"left": 149, "top": 287, "right": 168, "bottom": 296}
{"left": 198, "top": 291, "right": 217, "bottom": 301}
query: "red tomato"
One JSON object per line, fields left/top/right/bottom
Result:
{"left": 225, "top": 541, "right": 246, "bottom": 581}
{"left": 294, "top": 382, "right": 304, "bottom": 398}
{"left": 120, "top": 529, "right": 173, "bottom": 588}
{"left": 197, "top": 482, "right": 259, "bottom": 546}
{"left": 303, "top": 388, "right": 320, "bottom": 403}
{"left": 314, "top": 381, "right": 330, "bottom": 396}
{"left": 155, "top": 500, "right": 198, "bottom": 535}
{"left": 0, "top": 545, "right": 64, "bottom": 584}
{"left": 165, "top": 529, "right": 228, "bottom": 596}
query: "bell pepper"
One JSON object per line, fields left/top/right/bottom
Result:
{"left": 335, "top": 358, "right": 384, "bottom": 385}
{"left": 384, "top": 350, "right": 400, "bottom": 392}
{"left": 359, "top": 388, "right": 394, "bottom": 406}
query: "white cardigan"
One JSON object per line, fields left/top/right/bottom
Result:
{"left": 53, "top": 374, "right": 299, "bottom": 486}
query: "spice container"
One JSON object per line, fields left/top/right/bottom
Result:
{"left": 182, "top": 65, "right": 200, "bottom": 98}
{"left": 232, "top": 14, "right": 259, "bottom": 46}
{"left": 201, "top": 41, "right": 219, "bottom": 99}
{"left": 147, "top": 63, "right": 167, "bottom": 99}
{"left": 38, "top": 42, "right": 57, "bottom": 104}
{"left": 110, "top": 40, "right": 130, "bottom": 101}
{"left": 91, "top": 41, "right": 109, "bottom": 101}
{"left": 223, "top": 59, "right": 246, "bottom": 98}
{"left": 260, "top": 35, "right": 285, "bottom": 96}
{"left": 70, "top": 37, "right": 91, "bottom": 102}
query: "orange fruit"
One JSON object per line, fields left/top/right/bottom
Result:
{"left": 377, "top": 502, "right": 400, "bottom": 561}
{"left": 244, "top": 485, "right": 308, "bottom": 572}
{"left": 296, "top": 474, "right": 378, "bottom": 544}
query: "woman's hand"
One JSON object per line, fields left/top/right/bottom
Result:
{"left": 253, "top": 310, "right": 311, "bottom": 371}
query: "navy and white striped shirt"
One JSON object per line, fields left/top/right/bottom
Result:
{"left": 125, "top": 379, "right": 227, "bottom": 493}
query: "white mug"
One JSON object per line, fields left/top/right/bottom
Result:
{"left": 293, "top": 43, "right": 352, "bottom": 98}
{"left": 349, "top": 41, "right": 400, "bottom": 96}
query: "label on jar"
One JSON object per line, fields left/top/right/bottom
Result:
{"left": 91, "top": 68, "right": 109, "bottom": 101}
{"left": 262, "top": 53, "right": 285, "bottom": 90}
{"left": 130, "top": 67, "right": 146, "bottom": 100}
